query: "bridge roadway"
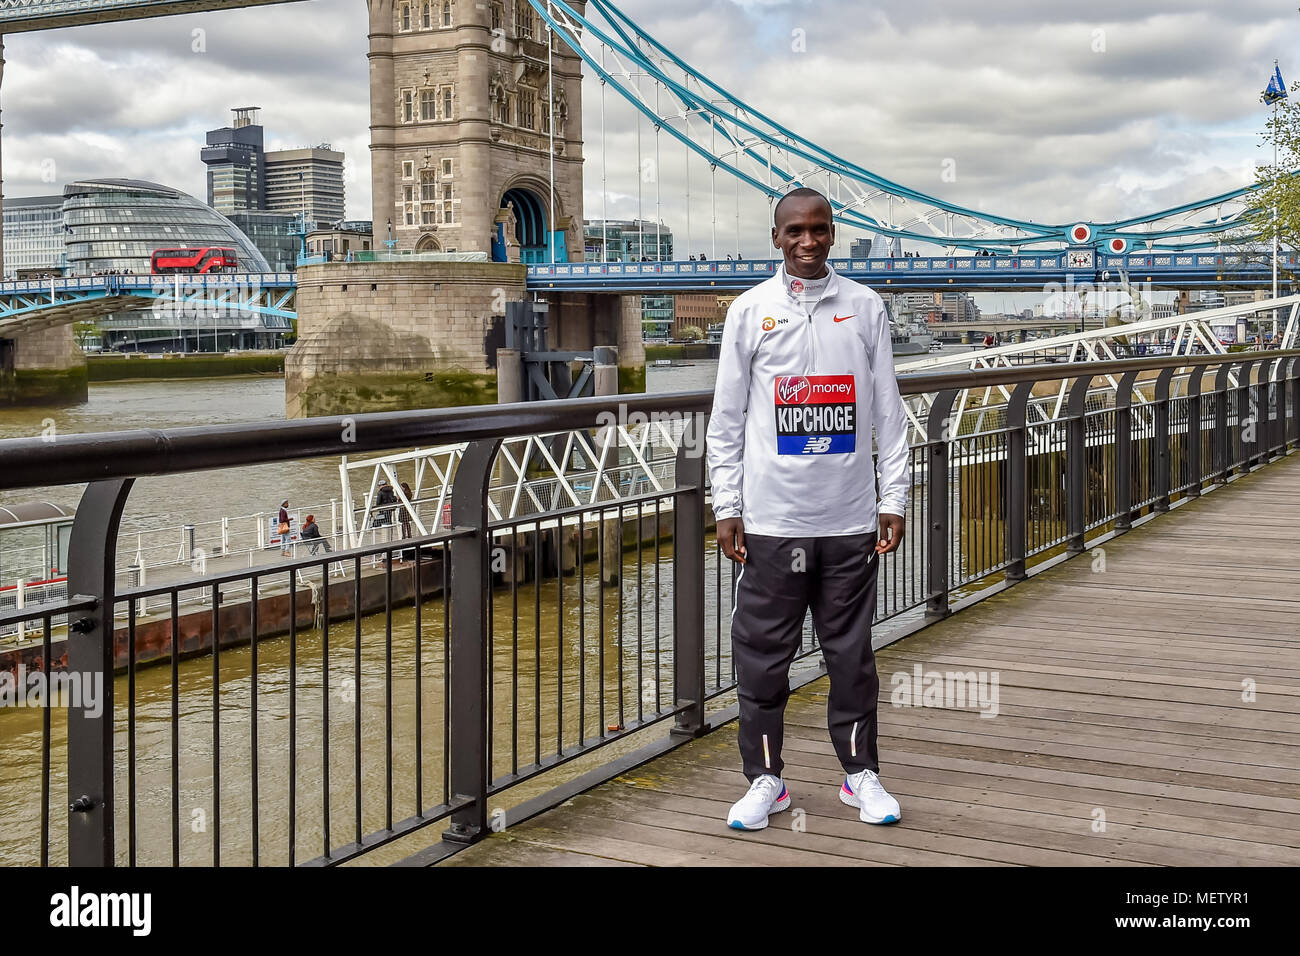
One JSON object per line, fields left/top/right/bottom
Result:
{"left": 442, "top": 454, "right": 1300, "bottom": 866}
{"left": 527, "top": 253, "right": 1300, "bottom": 293}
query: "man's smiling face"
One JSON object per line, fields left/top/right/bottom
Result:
{"left": 772, "top": 194, "right": 835, "bottom": 280}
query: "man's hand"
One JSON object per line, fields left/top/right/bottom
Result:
{"left": 717, "top": 516, "right": 747, "bottom": 564}
{"left": 876, "top": 513, "right": 904, "bottom": 555}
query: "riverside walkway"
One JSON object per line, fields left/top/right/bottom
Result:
{"left": 443, "top": 454, "right": 1300, "bottom": 867}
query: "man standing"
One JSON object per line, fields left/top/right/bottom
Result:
{"left": 707, "top": 187, "right": 910, "bottom": 830}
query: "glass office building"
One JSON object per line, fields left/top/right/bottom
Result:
{"left": 583, "top": 219, "right": 675, "bottom": 340}
{"left": 62, "top": 178, "right": 270, "bottom": 275}
{"left": 2, "top": 195, "right": 66, "bottom": 279}
{"left": 59, "top": 179, "right": 282, "bottom": 353}
{"left": 228, "top": 210, "right": 302, "bottom": 273}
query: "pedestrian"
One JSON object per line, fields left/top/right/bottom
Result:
{"left": 277, "top": 499, "right": 292, "bottom": 556}
{"left": 708, "top": 186, "right": 909, "bottom": 832}
{"left": 300, "top": 514, "right": 332, "bottom": 554}
{"left": 399, "top": 482, "right": 414, "bottom": 538}
{"left": 374, "top": 480, "right": 397, "bottom": 527}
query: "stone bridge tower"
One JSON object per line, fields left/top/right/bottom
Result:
{"left": 367, "top": 0, "right": 585, "bottom": 261}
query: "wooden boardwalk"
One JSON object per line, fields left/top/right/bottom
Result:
{"left": 442, "top": 454, "right": 1300, "bottom": 866}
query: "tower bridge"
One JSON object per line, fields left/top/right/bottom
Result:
{"left": 0, "top": 0, "right": 1292, "bottom": 411}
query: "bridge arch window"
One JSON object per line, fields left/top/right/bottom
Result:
{"left": 442, "top": 185, "right": 456, "bottom": 225}
{"left": 420, "top": 88, "right": 437, "bottom": 121}
{"left": 401, "top": 89, "right": 415, "bottom": 123}
{"left": 420, "top": 168, "right": 438, "bottom": 202}
{"left": 443, "top": 86, "right": 454, "bottom": 120}
{"left": 402, "top": 160, "right": 415, "bottom": 180}
{"left": 442, "top": 158, "right": 453, "bottom": 178}
{"left": 422, "top": 2, "right": 431, "bottom": 28}
{"left": 491, "top": 2, "right": 503, "bottom": 31}
{"left": 442, "top": 1, "right": 453, "bottom": 27}
{"left": 400, "top": 3, "right": 411, "bottom": 31}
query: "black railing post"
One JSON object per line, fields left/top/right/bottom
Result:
{"left": 1288, "top": 356, "right": 1300, "bottom": 449}
{"left": 926, "top": 389, "right": 959, "bottom": 619}
{"left": 1235, "top": 358, "right": 1254, "bottom": 472}
{"left": 672, "top": 413, "right": 709, "bottom": 738}
{"left": 1260, "top": 356, "right": 1281, "bottom": 461}
{"left": 1186, "top": 364, "right": 1204, "bottom": 498}
{"left": 1239, "top": 357, "right": 1259, "bottom": 469}
{"left": 1064, "top": 375, "right": 1091, "bottom": 554}
{"left": 1004, "top": 382, "right": 1034, "bottom": 581}
{"left": 65, "top": 477, "right": 135, "bottom": 867}
{"left": 1113, "top": 370, "right": 1140, "bottom": 529}
{"left": 1214, "top": 362, "right": 1233, "bottom": 483}
{"left": 441, "top": 439, "right": 501, "bottom": 847}
{"left": 1153, "top": 367, "right": 1174, "bottom": 513}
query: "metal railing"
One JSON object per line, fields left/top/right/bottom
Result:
{"left": 0, "top": 351, "right": 1296, "bottom": 866}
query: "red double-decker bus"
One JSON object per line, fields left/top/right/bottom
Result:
{"left": 150, "top": 247, "right": 240, "bottom": 275}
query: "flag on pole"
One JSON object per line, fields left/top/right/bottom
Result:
{"left": 1263, "top": 65, "right": 1287, "bottom": 104}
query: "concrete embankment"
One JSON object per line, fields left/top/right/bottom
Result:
{"left": 87, "top": 352, "right": 286, "bottom": 382}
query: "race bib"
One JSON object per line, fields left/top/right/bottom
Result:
{"left": 774, "top": 375, "right": 856, "bottom": 455}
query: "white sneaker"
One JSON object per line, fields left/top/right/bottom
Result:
{"left": 840, "top": 769, "right": 901, "bottom": 824}
{"left": 726, "top": 774, "right": 791, "bottom": 830}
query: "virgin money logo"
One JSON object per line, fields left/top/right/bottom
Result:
{"left": 776, "top": 376, "right": 811, "bottom": 404}
{"left": 789, "top": 279, "right": 804, "bottom": 293}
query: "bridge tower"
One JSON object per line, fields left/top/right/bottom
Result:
{"left": 367, "top": 0, "right": 585, "bottom": 261}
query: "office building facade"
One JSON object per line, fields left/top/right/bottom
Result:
{"left": 584, "top": 218, "right": 675, "bottom": 338}
{"left": 201, "top": 107, "right": 266, "bottom": 215}
{"left": 1, "top": 194, "right": 65, "bottom": 278}
{"left": 227, "top": 210, "right": 302, "bottom": 273}
{"left": 264, "top": 147, "right": 346, "bottom": 223}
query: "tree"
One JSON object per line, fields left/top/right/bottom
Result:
{"left": 678, "top": 325, "right": 705, "bottom": 342}
{"left": 72, "top": 321, "right": 102, "bottom": 351}
{"left": 1234, "top": 79, "right": 1300, "bottom": 287}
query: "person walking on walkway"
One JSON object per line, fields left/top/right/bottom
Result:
{"left": 277, "top": 499, "right": 293, "bottom": 556}
{"left": 707, "top": 187, "right": 910, "bottom": 831}
{"left": 399, "top": 482, "right": 414, "bottom": 539}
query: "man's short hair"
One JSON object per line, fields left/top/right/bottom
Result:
{"left": 773, "top": 187, "right": 833, "bottom": 227}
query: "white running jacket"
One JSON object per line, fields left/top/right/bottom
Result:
{"left": 706, "top": 262, "right": 910, "bottom": 536}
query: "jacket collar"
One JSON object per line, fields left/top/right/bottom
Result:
{"left": 776, "top": 259, "right": 840, "bottom": 303}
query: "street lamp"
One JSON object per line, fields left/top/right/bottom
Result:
{"left": 385, "top": 217, "right": 397, "bottom": 252}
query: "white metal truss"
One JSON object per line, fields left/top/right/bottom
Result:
{"left": 898, "top": 294, "right": 1300, "bottom": 446}
{"left": 338, "top": 414, "right": 691, "bottom": 547}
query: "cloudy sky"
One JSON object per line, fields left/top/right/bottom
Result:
{"left": 3, "top": 0, "right": 1297, "bottom": 283}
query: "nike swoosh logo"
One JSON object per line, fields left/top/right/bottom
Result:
{"left": 833, "top": 314, "right": 854, "bottom": 323}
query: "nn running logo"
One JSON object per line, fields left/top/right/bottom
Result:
{"left": 774, "top": 374, "right": 856, "bottom": 455}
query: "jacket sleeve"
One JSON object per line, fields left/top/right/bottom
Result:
{"left": 870, "top": 298, "right": 910, "bottom": 517}
{"left": 706, "top": 300, "right": 752, "bottom": 521}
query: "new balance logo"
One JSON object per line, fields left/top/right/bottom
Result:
{"left": 802, "top": 437, "right": 833, "bottom": 454}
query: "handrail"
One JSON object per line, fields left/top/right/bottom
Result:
{"left": 1, "top": 351, "right": 1295, "bottom": 490}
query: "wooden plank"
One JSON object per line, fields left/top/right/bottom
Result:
{"left": 784, "top": 696, "right": 1300, "bottom": 766}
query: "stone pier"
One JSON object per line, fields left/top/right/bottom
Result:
{"left": 285, "top": 260, "right": 646, "bottom": 418}
{"left": 0, "top": 324, "right": 89, "bottom": 407}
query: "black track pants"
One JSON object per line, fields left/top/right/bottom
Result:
{"left": 730, "top": 532, "right": 881, "bottom": 782}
